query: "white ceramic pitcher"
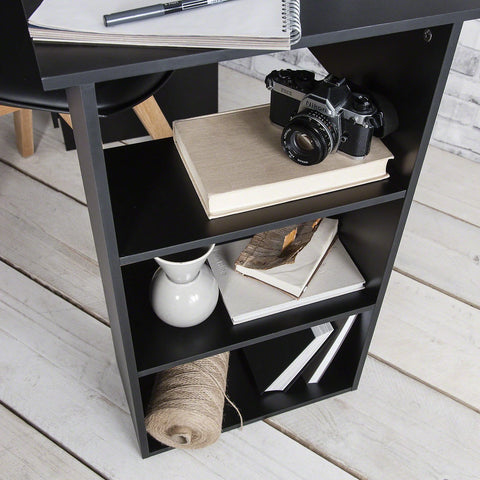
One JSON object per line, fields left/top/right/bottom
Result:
{"left": 150, "top": 245, "right": 219, "bottom": 328}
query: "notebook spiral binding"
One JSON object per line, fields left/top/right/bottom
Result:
{"left": 282, "top": 0, "right": 302, "bottom": 46}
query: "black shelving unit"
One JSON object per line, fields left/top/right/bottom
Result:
{"left": 28, "top": 0, "right": 480, "bottom": 458}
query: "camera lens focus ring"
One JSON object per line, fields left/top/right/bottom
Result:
{"left": 281, "top": 110, "right": 338, "bottom": 165}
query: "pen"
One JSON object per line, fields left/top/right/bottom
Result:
{"left": 104, "top": 0, "right": 235, "bottom": 27}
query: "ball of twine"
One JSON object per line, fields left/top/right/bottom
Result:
{"left": 145, "top": 351, "right": 241, "bottom": 449}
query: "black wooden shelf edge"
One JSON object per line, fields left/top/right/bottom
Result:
{"left": 104, "top": 137, "right": 406, "bottom": 266}
{"left": 119, "top": 185, "right": 406, "bottom": 266}
{"left": 32, "top": 1, "right": 480, "bottom": 91}
{"left": 123, "top": 249, "right": 377, "bottom": 376}
{"left": 141, "top": 310, "right": 369, "bottom": 456}
{"left": 134, "top": 292, "right": 375, "bottom": 377}
{"left": 144, "top": 385, "right": 353, "bottom": 457}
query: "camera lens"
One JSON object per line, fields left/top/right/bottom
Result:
{"left": 293, "top": 132, "right": 316, "bottom": 152}
{"left": 281, "top": 111, "right": 338, "bottom": 165}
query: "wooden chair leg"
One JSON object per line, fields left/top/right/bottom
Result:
{"left": 13, "top": 108, "right": 34, "bottom": 157}
{"left": 59, "top": 112, "right": 73, "bottom": 129}
{"left": 0, "top": 105, "right": 19, "bottom": 116}
{"left": 133, "top": 96, "right": 173, "bottom": 140}
{"left": 59, "top": 96, "right": 172, "bottom": 141}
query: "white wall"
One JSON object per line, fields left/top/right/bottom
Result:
{"left": 223, "top": 20, "right": 480, "bottom": 162}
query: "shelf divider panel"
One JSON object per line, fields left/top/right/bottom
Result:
{"left": 122, "top": 259, "right": 376, "bottom": 376}
{"left": 104, "top": 138, "right": 406, "bottom": 265}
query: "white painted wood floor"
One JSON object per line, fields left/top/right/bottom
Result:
{"left": 0, "top": 67, "right": 479, "bottom": 480}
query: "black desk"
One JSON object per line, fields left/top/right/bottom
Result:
{"left": 24, "top": 0, "right": 480, "bottom": 458}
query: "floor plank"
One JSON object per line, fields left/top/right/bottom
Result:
{"left": 0, "top": 111, "right": 87, "bottom": 203}
{"left": 268, "top": 356, "right": 480, "bottom": 480}
{"left": 0, "top": 261, "right": 355, "bottom": 480}
{"left": 372, "top": 270, "right": 480, "bottom": 411}
{"left": 0, "top": 161, "right": 106, "bottom": 321}
{"left": 415, "top": 145, "right": 480, "bottom": 227}
{"left": 395, "top": 201, "right": 480, "bottom": 308}
{"left": 0, "top": 405, "right": 102, "bottom": 480}
{"left": 1, "top": 65, "right": 479, "bottom": 479}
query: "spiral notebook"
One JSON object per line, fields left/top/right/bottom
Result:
{"left": 29, "top": 0, "right": 302, "bottom": 50}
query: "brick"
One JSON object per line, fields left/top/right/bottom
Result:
{"left": 270, "top": 50, "right": 302, "bottom": 64}
{"left": 432, "top": 117, "right": 480, "bottom": 156}
{"left": 438, "top": 95, "right": 477, "bottom": 125}
{"left": 265, "top": 49, "right": 327, "bottom": 75}
{"left": 292, "top": 49, "right": 328, "bottom": 75}
{"left": 451, "top": 45, "right": 479, "bottom": 76}
{"left": 459, "top": 19, "right": 480, "bottom": 50}
{"left": 474, "top": 109, "right": 480, "bottom": 129}
{"left": 250, "top": 49, "right": 326, "bottom": 79}
{"left": 430, "top": 138, "right": 480, "bottom": 163}
{"left": 444, "top": 72, "right": 480, "bottom": 105}
{"left": 251, "top": 53, "right": 301, "bottom": 78}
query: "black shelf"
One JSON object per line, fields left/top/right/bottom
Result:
{"left": 25, "top": 0, "right": 474, "bottom": 456}
{"left": 25, "top": 0, "right": 480, "bottom": 90}
{"left": 142, "top": 311, "right": 368, "bottom": 456}
{"left": 122, "top": 259, "right": 377, "bottom": 376}
{"left": 105, "top": 138, "right": 406, "bottom": 266}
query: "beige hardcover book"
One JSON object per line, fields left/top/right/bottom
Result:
{"left": 173, "top": 105, "right": 393, "bottom": 219}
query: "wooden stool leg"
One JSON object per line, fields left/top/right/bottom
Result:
{"left": 59, "top": 96, "right": 172, "bottom": 141}
{"left": 133, "top": 96, "right": 173, "bottom": 140}
{"left": 59, "top": 112, "right": 73, "bottom": 129}
{"left": 13, "top": 108, "right": 34, "bottom": 157}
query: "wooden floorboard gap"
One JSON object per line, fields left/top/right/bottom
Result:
{"left": 0, "top": 399, "right": 110, "bottom": 480}
{"left": 367, "top": 352, "right": 480, "bottom": 414}
{"left": 413, "top": 199, "right": 480, "bottom": 229}
{"left": 0, "top": 156, "right": 88, "bottom": 207}
{"left": 263, "top": 418, "right": 365, "bottom": 480}
{"left": 0, "top": 256, "right": 109, "bottom": 327}
{"left": 392, "top": 266, "right": 480, "bottom": 310}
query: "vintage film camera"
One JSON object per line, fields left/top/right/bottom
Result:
{"left": 265, "top": 69, "right": 397, "bottom": 165}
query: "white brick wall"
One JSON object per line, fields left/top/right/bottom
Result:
{"left": 432, "top": 20, "right": 480, "bottom": 162}
{"left": 223, "top": 20, "right": 480, "bottom": 162}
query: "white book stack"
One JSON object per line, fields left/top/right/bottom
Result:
{"left": 209, "top": 237, "right": 365, "bottom": 324}
{"left": 243, "top": 323, "right": 334, "bottom": 393}
{"left": 303, "top": 314, "right": 358, "bottom": 383}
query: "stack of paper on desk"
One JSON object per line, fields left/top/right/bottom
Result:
{"left": 28, "top": 0, "right": 302, "bottom": 50}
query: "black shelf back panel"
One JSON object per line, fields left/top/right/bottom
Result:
{"left": 339, "top": 200, "right": 404, "bottom": 291}
{"left": 122, "top": 255, "right": 377, "bottom": 377}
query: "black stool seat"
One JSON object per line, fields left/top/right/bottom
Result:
{"left": 0, "top": 70, "right": 171, "bottom": 116}
{"left": 0, "top": 1, "right": 170, "bottom": 116}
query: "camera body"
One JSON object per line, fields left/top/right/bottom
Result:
{"left": 265, "top": 69, "right": 386, "bottom": 165}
